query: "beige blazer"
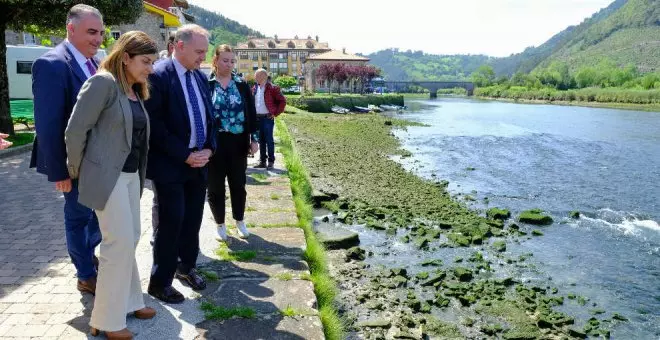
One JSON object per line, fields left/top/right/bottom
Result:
{"left": 65, "top": 72, "right": 150, "bottom": 210}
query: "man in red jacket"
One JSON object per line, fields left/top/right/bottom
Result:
{"left": 252, "top": 69, "right": 286, "bottom": 169}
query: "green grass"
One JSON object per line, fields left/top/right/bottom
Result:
{"left": 197, "top": 269, "right": 219, "bottom": 282}
{"left": 245, "top": 206, "right": 257, "bottom": 212}
{"left": 251, "top": 173, "right": 269, "bottom": 181}
{"left": 300, "top": 272, "right": 312, "bottom": 281}
{"left": 275, "top": 272, "right": 293, "bottom": 281}
{"left": 280, "top": 305, "right": 300, "bottom": 317}
{"left": 215, "top": 243, "right": 257, "bottom": 262}
{"left": 266, "top": 207, "right": 296, "bottom": 213}
{"left": 275, "top": 119, "right": 344, "bottom": 340}
{"left": 200, "top": 301, "right": 256, "bottom": 320}
{"left": 270, "top": 193, "right": 281, "bottom": 200}
{"left": 5, "top": 132, "right": 35, "bottom": 148}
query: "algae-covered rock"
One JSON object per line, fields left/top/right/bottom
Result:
{"left": 492, "top": 240, "right": 507, "bottom": 252}
{"left": 453, "top": 267, "right": 473, "bottom": 282}
{"left": 481, "top": 324, "right": 504, "bottom": 335}
{"left": 420, "top": 259, "right": 443, "bottom": 267}
{"left": 415, "top": 272, "right": 429, "bottom": 280}
{"left": 315, "top": 223, "right": 360, "bottom": 249}
{"left": 612, "top": 313, "right": 628, "bottom": 321}
{"left": 568, "top": 328, "right": 587, "bottom": 338}
{"left": 421, "top": 271, "right": 446, "bottom": 287}
{"left": 589, "top": 308, "right": 606, "bottom": 315}
{"left": 569, "top": 210, "right": 580, "bottom": 219}
{"left": 448, "top": 233, "right": 471, "bottom": 247}
{"left": 345, "top": 246, "right": 366, "bottom": 261}
{"left": 357, "top": 318, "right": 392, "bottom": 328}
{"left": 518, "top": 209, "right": 554, "bottom": 225}
{"left": 531, "top": 230, "right": 544, "bottom": 236}
{"left": 487, "top": 208, "right": 511, "bottom": 221}
{"left": 414, "top": 237, "right": 430, "bottom": 249}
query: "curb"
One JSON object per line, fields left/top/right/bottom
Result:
{"left": 0, "top": 143, "right": 32, "bottom": 160}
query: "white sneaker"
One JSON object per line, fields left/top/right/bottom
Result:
{"left": 236, "top": 220, "right": 250, "bottom": 238}
{"left": 217, "top": 224, "right": 228, "bottom": 241}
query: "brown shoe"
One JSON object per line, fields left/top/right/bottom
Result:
{"left": 133, "top": 307, "right": 156, "bottom": 319}
{"left": 77, "top": 277, "right": 96, "bottom": 295}
{"left": 90, "top": 327, "right": 133, "bottom": 339}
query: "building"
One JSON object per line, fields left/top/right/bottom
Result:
{"left": 234, "top": 35, "right": 330, "bottom": 78}
{"left": 303, "top": 48, "right": 370, "bottom": 92}
{"left": 112, "top": 0, "right": 192, "bottom": 52}
{"left": 4, "top": 0, "right": 191, "bottom": 52}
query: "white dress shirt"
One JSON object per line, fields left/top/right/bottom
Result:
{"left": 172, "top": 56, "right": 208, "bottom": 149}
{"left": 65, "top": 40, "right": 94, "bottom": 79}
{"left": 255, "top": 84, "right": 269, "bottom": 115}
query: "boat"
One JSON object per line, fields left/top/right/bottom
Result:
{"left": 331, "top": 105, "right": 350, "bottom": 114}
{"left": 379, "top": 104, "right": 407, "bottom": 111}
{"left": 367, "top": 104, "right": 383, "bottom": 112}
{"left": 353, "top": 106, "right": 371, "bottom": 113}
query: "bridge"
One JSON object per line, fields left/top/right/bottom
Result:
{"left": 382, "top": 81, "right": 475, "bottom": 98}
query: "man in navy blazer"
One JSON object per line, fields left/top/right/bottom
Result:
{"left": 30, "top": 4, "right": 103, "bottom": 294}
{"left": 145, "top": 24, "right": 216, "bottom": 303}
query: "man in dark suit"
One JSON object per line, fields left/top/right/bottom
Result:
{"left": 145, "top": 24, "right": 216, "bottom": 303}
{"left": 30, "top": 4, "right": 103, "bottom": 294}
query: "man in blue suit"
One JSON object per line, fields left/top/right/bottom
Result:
{"left": 30, "top": 4, "right": 103, "bottom": 294}
{"left": 145, "top": 24, "right": 216, "bottom": 303}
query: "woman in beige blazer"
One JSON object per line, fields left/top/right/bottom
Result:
{"left": 65, "top": 31, "right": 158, "bottom": 340}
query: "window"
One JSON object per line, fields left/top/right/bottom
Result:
{"left": 269, "top": 53, "right": 278, "bottom": 59}
{"left": 22, "top": 33, "right": 36, "bottom": 45}
{"left": 250, "top": 53, "right": 258, "bottom": 61}
{"left": 16, "top": 61, "right": 33, "bottom": 74}
{"left": 238, "top": 52, "right": 249, "bottom": 60}
{"left": 253, "top": 62, "right": 258, "bottom": 69}
{"left": 270, "top": 62, "right": 278, "bottom": 70}
{"left": 279, "top": 52, "right": 287, "bottom": 59}
{"left": 291, "top": 54, "right": 298, "bottom": 61}
{"left": 279, "top": 62, "right": 288, "bottom": 69}
{"left": 111, "top": 31, "right": 121, "bottom": 40}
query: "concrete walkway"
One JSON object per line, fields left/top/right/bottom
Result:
{"left": 0, "top": 152, "right": 324, "bottom": 339}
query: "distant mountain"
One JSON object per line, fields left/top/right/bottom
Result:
{"left": 491, "top": 0, "right": 660, "bottom": 75}
{"left": 187, "top": 4, "right": 264, "bottom": 47}
{"left": 365, "top": 49, "right": 491, "bottom": 81}
{"left": 371, "top": 0, "right": 659, "bottom": 80}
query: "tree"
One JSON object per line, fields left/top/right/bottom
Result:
{"left": 471, "top": 65, "right": 495, "bottom": 87}
{"left": 315, "top": 63, "right": 335, "bottom": 93}
{"left": 0, "top": 1, "right": 144, "bottom": 134}
{"left": 273, "top": 75, "right": 296, "bottom": 89}
{"left": 332, "top": 63, "right": 348, "bottom": 94}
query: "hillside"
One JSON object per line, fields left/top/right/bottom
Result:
{"left": 366, "top": 49, "right": 491, "bottom": 81}
{"left": 491, "top": 0, "right": 660, "bottom": 75}
{"left": 187, "top": 4, "right": 264, "bottom": 47}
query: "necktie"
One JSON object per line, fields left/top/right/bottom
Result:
{"left": 185, "top": 71, "right": 206, "bottom": 149}
{"left": 85, "top": 59, "right": 96, "bottom": 77}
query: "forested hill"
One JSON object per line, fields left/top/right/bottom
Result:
{"left": 365, "top": 49, "right": 491, "bottom": 81}
{"left": 490, "top": 0, "right": 660, "bottom": 75}
{"left": 187, "top": 4, "right": 264, "bottom": 46}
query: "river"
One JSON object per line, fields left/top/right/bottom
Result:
{"left": 379, "top": 97, "right": 659, "bottom": 338}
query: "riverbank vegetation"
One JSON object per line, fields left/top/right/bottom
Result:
{"left": 472, "top": 60, "right": 660, "bottom": 106}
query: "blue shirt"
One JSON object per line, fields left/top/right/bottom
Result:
{"left": 211, "top": 75, "right": 258, "bottom": 141}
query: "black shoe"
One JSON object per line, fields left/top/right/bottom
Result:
{"left": 267, "top": 161, "right": 274, "bottom": 170}
{"left": 93, "top": 255, "right": 99, "bottom": 272}
{"left": 254, "top": 162, "right": 267, "bottom": 169}
{"left": 175, "top": 268, "right": 207, "bottom": 291}
{"left": 148, "top": 285, "right": 185, "bottom": 304}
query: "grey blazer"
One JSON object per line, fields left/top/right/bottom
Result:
{"left": 65, "top": 72, "right": 150, "bottom": 210}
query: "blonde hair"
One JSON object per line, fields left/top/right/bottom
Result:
{"left": 99, "top": 31, "right": 158, "bottom": 100}
{"left": 211, "top": 44, "right": 234, "bottom": 76}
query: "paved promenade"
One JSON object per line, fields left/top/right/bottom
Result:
{"left": 0, "top": 151, "right": 323, "bottom": 339}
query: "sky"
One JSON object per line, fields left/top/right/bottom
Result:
{"left": 187, "top": 0, "right": 615, "bottom": 57}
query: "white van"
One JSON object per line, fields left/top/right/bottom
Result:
{"left": 6, "top": 45, "right": 107, "bottom": 99}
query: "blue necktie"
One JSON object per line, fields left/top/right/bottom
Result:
{"left": 185, "top": 71, "right": 206, "bottom": 150}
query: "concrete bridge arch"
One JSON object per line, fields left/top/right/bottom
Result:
{"left": 383, "top": 81, "right": 475, "bottom": 98}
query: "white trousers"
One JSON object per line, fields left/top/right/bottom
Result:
{"left": 90, "top": 172, "right": 145, "bottom": 331}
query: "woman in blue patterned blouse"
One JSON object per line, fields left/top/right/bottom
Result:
{"left": 207, "top": 44, "right": 258, "bottom": 240}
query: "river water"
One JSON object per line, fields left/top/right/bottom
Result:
{"left": 378, "top": 98, "right": 659, "bottom": 338}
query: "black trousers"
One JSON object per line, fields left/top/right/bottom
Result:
{"left": 208, "top": 132, "right": 248, "bottom": 223}
{"left": 149, "top": 170, "right": 206, "bottom": 289}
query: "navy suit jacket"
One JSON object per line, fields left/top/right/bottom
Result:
{"left": 30, "top": 43, "right": 99, "bottom": 182}
{"left": 145, "top": 58, "right": 216, "bottom": 183}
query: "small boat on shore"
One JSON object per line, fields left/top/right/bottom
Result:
{"left": 367, "top": 104, "right": 384, "bottom": 112}
{"left": 353, "top": 106, "right": 371, "bottom": 113}
{"left": 331, "top": 105, "right": 350, "bottom": 114}
{"left": 379, "top": 104, "right": 406, "bottom": 111}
